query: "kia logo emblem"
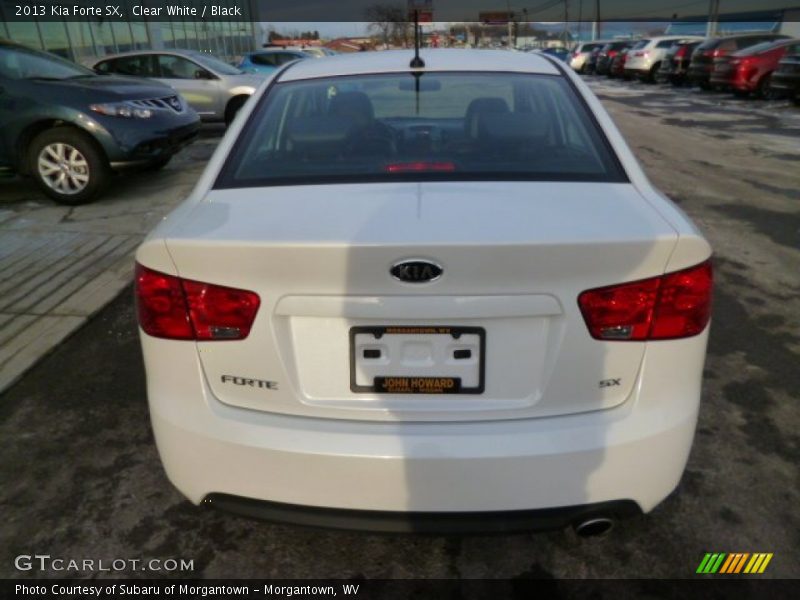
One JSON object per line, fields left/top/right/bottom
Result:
{"left": 390, "top": 260, "right": 443, "bottom": 283}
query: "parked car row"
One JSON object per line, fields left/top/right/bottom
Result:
{"left": 570, "top": 33, "right": 800, "bottom": 103}
{"left": 1, "top": 41, "right": 338, "bottom": 205}
{"left": 0, "top": 40, "right": 201, "bottom": 205}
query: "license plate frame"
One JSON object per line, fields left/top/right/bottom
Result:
{"left": 349, "top": 325, "right": 486, "bottom": 394}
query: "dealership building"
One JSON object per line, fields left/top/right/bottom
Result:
{"left": 0, "top": 0, "right": 260, "bottom": 64}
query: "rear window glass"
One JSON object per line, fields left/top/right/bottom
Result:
{"left": 696, "top": 39, "right": 719, "bottom": 52}
{"left": 632, "top": 40, "right": 650, "bottom": 50}
{"left": 216, "top": 72, "right": 626, "bottom": 188}
{"left": 736, "top": 40, "right": 782, "bottom": 55}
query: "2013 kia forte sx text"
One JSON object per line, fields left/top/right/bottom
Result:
{"left": 135, "top": 50, "right": 712, "bottom": 534}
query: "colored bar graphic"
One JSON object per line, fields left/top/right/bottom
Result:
{"left": 696, "top": 553, "right": 713, "bottom": 573}
{"left": 697, "top": 552, "right": 773, "bottom": 574}
{"left": 733, "top": 553, "right": 749, "bottom": 573}
{"left": 719, "top": 554, "right": 736, "bottom": 574}
{"left": 758, "top": 554, "right": 773, "bottom": 573}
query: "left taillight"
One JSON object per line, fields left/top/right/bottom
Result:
{"left": 135, "top": 263, "right": 260, "bottom": 341}
{"left": 578, "top": 260, "right": 712, "bottom": 342}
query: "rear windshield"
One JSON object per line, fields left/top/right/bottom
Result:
{"left": 735, "top": 40, "right": 783, "bottom": 56}
{"left": 216, "top": 72, "right": 626, "bottom": 188}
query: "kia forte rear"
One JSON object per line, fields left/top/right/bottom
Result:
{"left": 135, "top": 50, "right": 712, "bottom": 533}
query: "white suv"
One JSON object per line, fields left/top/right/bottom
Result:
{"left": 569, "top": 41, "right": 610, "bottom": 72}
{"left": 625, "top": 36, "right": 704, "bottom": 81}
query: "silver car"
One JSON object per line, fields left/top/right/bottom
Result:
{"left": 92, "top": 50, "right": 264, "bottom": 125}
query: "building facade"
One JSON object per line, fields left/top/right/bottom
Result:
{"left": 0, "top": 0, "right": 259, "bottom": 64}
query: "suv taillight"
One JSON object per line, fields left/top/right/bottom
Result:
{"left": 135, "top": 264, "right": 260, "bottom": 341}
{"left": 578, "top": 260, "right": 712, "bottom": 341}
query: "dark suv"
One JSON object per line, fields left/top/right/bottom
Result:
{"left": 770, "top": 50, "right": 800, "bottom": 104}
{"left": 0, "top": 41, "right": 200, "bottom": 204}
{"left": 687, "top": 33, "right": 789, "bottom": 89}
{"left": 657, "top": 40, "right": 702, "bottom": 85}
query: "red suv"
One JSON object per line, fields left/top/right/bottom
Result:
{"left": 711, "top": 38, "right": 800, "bottom": 97}
{"left": 688, "top": 33, "right": 789, "bottom": 89}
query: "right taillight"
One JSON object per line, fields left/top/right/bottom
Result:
{"left": 578, "top": 260, "right": 712, "bottom": 341}
{"left": 135, "top": 263, "right": 260, "bottom": 341}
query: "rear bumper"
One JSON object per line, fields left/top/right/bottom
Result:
{"left": 143, "top": 330, "right": 707, "bottom": 521}
{"left": 769, "top": 73, "right": 800, "bottom": 94}
{"left": 569, "top": 56, "right": 586, "bottom": 71}
{"left": 624, "top": 67, "right": 649, "bottom": 78}
{"left": 688, "top": 65, "right": 712, "bottom": 84}
{"left": 204, "top": 495, "right": 642, "bottom": 533}
{"left": 709, "top": 71, "right": 739, "bottom": 88}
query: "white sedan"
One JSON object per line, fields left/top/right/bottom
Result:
{"left": 135, "top": 49, "right": 712, "bottom": 535}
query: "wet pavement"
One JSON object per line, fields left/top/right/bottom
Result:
{"left": 0, "top": 80, "right": 798, "bottom": 580}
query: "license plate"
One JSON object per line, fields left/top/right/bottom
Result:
{"left": 349, "top": 326, "right": 485, "bottom": 394}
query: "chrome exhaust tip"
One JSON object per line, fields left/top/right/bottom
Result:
{"left": 573, "top": 517, "right": 615, "bottom": 537}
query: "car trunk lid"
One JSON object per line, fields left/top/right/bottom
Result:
{"left": 164, "top": 181, "right": 679, "bottom": 422}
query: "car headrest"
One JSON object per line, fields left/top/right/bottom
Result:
{"left": 286, "top": 116, "right": 355, "bottom": 155}
{"left": 329, "top": 91, "right": 374, "bottom": 127}
{"left": 465, "top": 97, "right": 510, "bottom": 137}
{"left": 474, "top": 112, "right": 549, "bottom": 144}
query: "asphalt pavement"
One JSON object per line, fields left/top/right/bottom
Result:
{"left": 1, "top": 79, "right": 798, "bottom": 580}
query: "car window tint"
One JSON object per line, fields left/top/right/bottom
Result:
{"left": 190, "top": 52, "right": 242, "bottom": 75}
{"left": 277, "top": 53, "right": 302, "bottom": 65}
{"left": 719, "top": 40, "right": 738, "bottom": 52}
{"left": 733, "top": 38, "right": 759, "bottom": 50}
{"left": 632, "top": 40, "right": 650, "bottom": 50}
{"left": 0, "top": 45, "right": 94, "bottom": 80}
{"left": 251, "top": 53, "right": 279, "bottom": 66}
{"left": 158, "top": 55, "right": 204, "bottom": 79}
{"left": 217, "top": 72, "right": 626, "bottom": 188}
{"left": 656, "top": 40, "right": 676, "bottom": 48}
{"left": 106, "top": 55, "right": 155, "bottom": 77}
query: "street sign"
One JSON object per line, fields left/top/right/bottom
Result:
{"left": 479, "top": 10, "right": 513, "bottom": 25}
{"left": 408, "top": 0, "right": 433, "bottom": 23}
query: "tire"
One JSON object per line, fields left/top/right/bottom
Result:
{"left": 646, "top": 63, "right": 661, "bottom": 83}
{"left": 756, "top": 74, "right": 775, "bottom": 100}
{"left": 28, "top": 126, "right": 109, "bottom": 205}
{"left": 224, "top": 95, "right": 249, "bottom": 127}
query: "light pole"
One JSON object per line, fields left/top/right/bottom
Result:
{"left": 706, "top": 0, "right": 720, "bottom": 37}
{"left": 507, "top": 0, "right": 514, "bottom": 48}
{"left": 591, "top": 0, "right": 601, "bottom": 40}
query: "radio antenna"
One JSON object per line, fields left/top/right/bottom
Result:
{"left": 410, "top": 9, "right": 425, "bottom": 68}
